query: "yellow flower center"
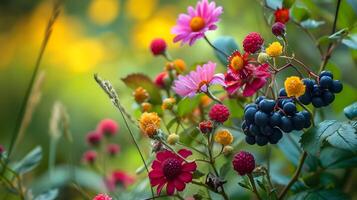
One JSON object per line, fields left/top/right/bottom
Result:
{"left": 266, "top": 42, "right": 283, "bottom": 57}
{"left": 230, "top": 56, "right": 244, "bottom": 71}
{"left": 284, "top": 76, "right": 306, "bottom": 97}
{"left": 190, "top": 16, "right": 205, "bottom": 32}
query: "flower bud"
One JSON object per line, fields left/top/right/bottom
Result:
{"left": 223, "top": 145, "right": 234, "bottom": 156}
{"left": 133, "top": 87, "right": 149, "bottom": 103}
{"left": 257, "top": 52, "right": 270, "bottom": 64}
{"left": 272, "top": 22, "right": 286, "bottom": 37}
{"left": 162, "top": 97, "right": 176, "bottom": 110}
{"left": 167, "top": 133, "right": 179, "bottom": 145}
{"left": 141, "top": 102, "right": 152, "bottom": 112}
{"left": 150, "top": 38, "right": 167, "bottom": 56}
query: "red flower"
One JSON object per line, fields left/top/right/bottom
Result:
{"left": 150, "top": 38, "right": 167, "bottom": 56}
{"left": 274, "top": 8, "right": 290, "bottom": 24}
{"left": 227, "top": 51, "right": 250, "bottom": 73}
{"left": 107, "top": 144, "right": 120, "bottom": 156}
{"left": 97, "top": 119, "right": 119, "bottom": 137}
{"left": 199, "top": 120, "right": 213, "bottom": 134}
{"left": 149, "top": 149, "right": 197, "bottom": 196}
{"left": 209, "top": 104, "right": 230, "bottom": 123}
{"left": 83, "top": 150, "right": 97, "bottom": 164}
{"left": 243, "top": 32, "right": 264, "bottom": 54}
{"left": 225, "top": 63, "right": 271, "bottom": 97}
{"left": 112, "top": 170, "right": 135, "bottom": 188}
{"left": 154, "top": 71, "right": 169, "bottom": 88}
{"left": 93, "top": 194, "right": 112, "bottom": 200}
{"left": 86, "top": 131, "right": 102, "bottom": 146}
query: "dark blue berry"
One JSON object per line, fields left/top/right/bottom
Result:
{"left": 282, "top": 99, "right": 293, "bottom": 107}
{"left": 256, "top": 135, "right": 269, "bottom": 146}
{"left": 292, "top": 113, "right": 305, "bottom": 131}
{"left": 255, "top": 96, "right": 266, "bottom": 104}
{"left": 301, "top": 110, "right": 311, "bottom": 121}
{"left": 245, "top": 136, "right": 256, "bottom": 145}
{"left": 260, "top": 126, "right": 273, "bottom": 136}
{"left": 302, "top": 78, "right": 315, "bottom": 91}
{"left": 319, "top": 76, "right": 333, "bottom": 89}
{"left": 283, "top": 102, "right": 297, "bottom": 116}
{"left": 244, "top": 103, "right": 257, "bottom": 112}
{"left": 320, "top": 71, "right": 333, "bottom": 79}
{"left": 249, "top": 124, "right": 261, "bottom": 136}
{"left": 312, "top": 85, "right": 322, "bottom": 97}
{"left": 269, "top": 128, "right": 283, "bottom": 144}
{"left": 259, "top": 99, "right": 276, "bottom": 113}
{"left": 298, "top": 92, "right": 312, "bottom": 105}
{"left": 280, "top": 116, "right": 293, "bottom": 132}
{"left": 312, "top": 97, "right": 324, "bottom": 108}
{"left": 279, "top": 88, "right": 287, "bottom": 97}
{"left": 245, "top": 107, "right": 257, "bottom": 122}
{"left": 254, "top": 111, "right": 269, "bottom": 127}
{"left": 304, "top": 119, "right": 312, "bottom": 128}
{"left": 270, "top": 112, "right": 282, "bottom": 127}
{"left": 330, "top": 80, "right": 343, "bottom": 93}
{"left": 322, "top": 91, "right": 335, "bottom": 105}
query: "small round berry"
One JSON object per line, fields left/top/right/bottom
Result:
{"left": 256, "top": 135, "right": 269, "bottom": 146}
{"left": 254, "top": 111, "right": 269, "bottom": 127}
{"left": 245, "top": 107, "right": 258, "bottom": 122}
{"left": 279, "top": 88, "right": 287, "bottom": 97}
{"left": 319, "top": 76, "right": 333, "bottom": 89}
{"left": 255, "top": 96, "right": 266, "bottom": 104}
{"left": 244, "top": 103, "right": 258, "bottom": 112}
{"left": 232, "top": 151, "right": 256, "bottom": 175}
{"left": 245, "top": 135, "right": 256, "bottom": 145}
{"left": 209, "top": 104, "right": 230, "bottom": 123}
{"left": 167, "top": 133, "right": 180, "bottom": 145}
{"left": 249, "top": 124, "right": 261, "bottom": 136}
{"left": 312, "top": 85, "right": 322, "bottom": 97}
{"left": 312, "top": 97, "right": 324, "bottom": 108}
{"left": 150, "top": 38, "right": 167, "bottom": 56}
{"left": 298, "top": 92, "right": 312, "bottom": 105}
{"left": 269, "top": 128, "right": 283, "bottom": 144}
{"left": 223, "top": 145, "right": 234, "bottom": 156}
{"left": 283, "top": 102, "right": 297, "bottom": 116}
{"left": 260, "top": 125, "right": 273, "bottom": 136}
{"left": 259, "top": 99, "right": 276, "bottom": 113}
{"left": 301, "top": 110, "right": 312, "bottom": 128}
{"left": 243, "top": 32, "right": 264, "bottom": 54}
{"left": 274, "top": 8, "right": 290, "bottom": 24}
{"left": 302, "top": 78, "right": 315, "bottom": 91}
{"left": 280, "top": 116, "right": 293, "bottom": 132}
{"left": 281, "top": 98, "right": 293, "bottom": 106}
{"left": 292, "top": 113, "right": 305, "bottom": 131}
{"left": 270, "top": 112, "right": 282, "bottom": 127}
{"left": 322, "top": 91, "right": 335, "bottom": 105}
{"left": 319, "top": 71, "right": 333, "bottom": 79}
{"left": 330, "top": 80, "right": 343, "bottom": 93}
{"left": 199, "top": 120, "right": 213, "bottom": 134}
{"left": 272, "top": 22, "right": 286, "bottom": 37}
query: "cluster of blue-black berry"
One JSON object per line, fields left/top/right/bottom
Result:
{"left": 242, "top": 95, "right": 312, "bottom": 146}
{"left": 298, "top": 71, "right": 343, "bottom": 107}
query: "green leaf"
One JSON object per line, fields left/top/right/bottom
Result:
{"left": 300, "top": 120, "right": 357, "bottom": 155}
{"left": 177, "top": 95, "right": 201, "bottom": 117}
{"left": 121, "top": 73, "right": 162, "bottom": 104}
{"left": 320, "top": 146, "right": 357, "bottom": 169}
{"left": 288, "top": 189, "right": 349, "bottom": 200}
{"left": 328, "top": 28, "right": 349, "bottom": 40}
{"left": 344, "top": 102, "right": 357, "bottom": 120}
{"left": 192, "top": 170, "right": 205, "bottom": 179}
{"left": 342, "top": 34, "right": 357, "bottom": 49}
{"left": 166, "top": 117, "right": 178, "bottom": 130}
{"left": 332, "top": 83, "right": 357, "bottom": 112}
{"left": 13, "top": 146, "right": 42, "bottom": 175}
{"left": 34, "top": 189, "right": 58, "bottom": 200}
{"left": 212, "top": 36, "right": 239, "bottom": 66}
{"left": 292, "top": 5, "right": 310, "bottom": 22}
{"left": 219, "top": 162, "right": 231, "bottom": 178}
{"left": 283, "top": 0, "right": 295, "bottom": 8}
{"left": 300, "top": 19, "right": 325, "bottom": 29}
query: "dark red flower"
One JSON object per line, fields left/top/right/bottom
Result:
{"left": 93, "top": 194, "right": 112, "bottom": 200}
{"left": 209, "top": 104, "right": 230, "bottom": 123}
{"left": 149, "top": 149, "right": 197, "bottom": 195}
{"left": 86, "top": 131, "right": 102, "bottom": 146}
{"left": 150, "top": 38, "right": 167, "bottom": 56}
{"left": 107, "top": 144, "right": 120, "bottom": 156}
{"left": 243, "top": 32, "right": 264, "bottom": 54}
{"left": 83, "top": 150, "right": 97, "bottom": 164}
{"left": 199, "top": 120, "right": 213, "bottom": 134}
{"left": 227, "top": 50, "right": 250, "bottom": 73}
{"left": 274, "top": 8, "right": 290, "bottom": 24}
{"left": 232, "top": 151, "right": 255, "bottom": 175}
{"left": 154, "top": 71, "right": 169, "bottom": 88}
{"left": 272, "top": 22, "right": 286, "bottom": 36}
{"left": 97, "top": 119, "right": 119, "bottom": 137}
{"left": 112, "top": 170, "right": 135, "bottom": 188}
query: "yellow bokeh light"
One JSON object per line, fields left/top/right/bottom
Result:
{"left": 125, "top": 0, "right": 157, "bottom": 20}
{"left": 88, "top": 0, "right": 120, "bottom": 25}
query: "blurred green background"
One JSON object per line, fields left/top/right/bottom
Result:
{"left": 0, "top": 0, "right": 356, "bottom": 199}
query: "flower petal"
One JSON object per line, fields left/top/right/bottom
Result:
{"left": 179, "top": 172, "right": 193, "bottom": 183}
{"left": 178, "top": 149, "right": 192, "bottom": 158}
{"left": 182, "top": 162, "right": 197, "bottom": 172}
{"left": 166, "top": 181, "right": 176, "bottom": 195}
{"left": 174, "top": 179, "right": 186, "bottom": 191}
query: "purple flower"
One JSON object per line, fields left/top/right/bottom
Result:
{"left": 173, "top": 61, "right": 225, "bottom": 98}
{"left": 171, "top": 0, "right": 223, "bottom": 46}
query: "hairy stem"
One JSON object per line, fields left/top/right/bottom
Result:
{"left": 248, "top": 174, "right": 262, "bottom": 200}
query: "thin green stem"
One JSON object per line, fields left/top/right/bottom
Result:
{"left": 205, "top": 89, "right": 222, "bottom": 104}
{"left": 248, "top": 174, "right": 262, "bottom": 200}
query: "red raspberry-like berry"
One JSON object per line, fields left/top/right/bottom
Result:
{"left": 272, "top": 22, "right": 286, "bottom": 37}
{"left": 209, "top": 104, "right": 230, "bottom": 123}
{"left": 243, "top": 32, "right": 264, "bottom": 54}
{"left": 154, "top": 71, "right": 168, "bottom": 88}
{"left": 150, "top": 38, "right": 167, "bottom": 56}
{"left": 232, "top": 151, "right": 255, "bottom": 175}
{"left": 86, "top": 131, "right": 102, "bottom": 146}
{"left": 199, "top": 120, "right": 213, "bottom": 134}
{"left": 97, "top": 119, "right": 119, "bottom": 137}
{"left": 274, "top": 8, "right": 290, "bottom": 24}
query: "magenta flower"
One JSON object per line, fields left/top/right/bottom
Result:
{"left": 172, "top": 61, "right": 225, "bottom": 98}
{"left": 149, "top": 149, "right": 197, "bottom": 195}
{"left": 225, "top": 63, "right": 271, "bottom": 96}
{"left": 171, "top": 0, "right": 223, "bottom": 46}
{"left": 93, "top": 194, "right": 112, "bottom": 200}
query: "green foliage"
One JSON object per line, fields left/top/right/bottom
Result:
{"left": 12, "top": 146, "right": 42, "bottom": 175}
{"left": 291, "top": 5, "right": 310, "bottom": 22}
{"left": 121, "top": 73, "right": 162, "bottom": 104}
{"left": 300, "top": 20, "right": 325, "bottom": 29}
{"left": 344, "top": 102, "right": 357, "bottom": 120}
{"left": 283, "top": 0, "right": 295, "bottom": 8}
{"left": 320, "top": 146, "right": 357, "bottom": 169}
{"left": 192, "top": 170, "right": 206, "bottom": 179}
{"left": 300, "top": 120, "right": 357, "bottom": 156}
{"left": 212, "top": 36, "right": 239, "bottom": 66}
{"left": 34, "top": 189, "right": 58, "bottom": 200}
{"left": 288, "top": 189, "right": 349, "bottom": 200}
{"left": 342, "top": 34, "right": 357, "bottom": 49}
{"left": 177, "top": 95, "right": 201, "bottom": 116}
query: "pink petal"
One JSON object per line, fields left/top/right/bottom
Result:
{"left": 149, "top": 170, "right": 164, "bottom": 179}
{"left": 174, "top": 179, "right": 186, "bottom": 191}
{"left": 178, "top": 149, "right": 192, "bottom": 158}
{"left": 150, "top": 177, "right": 165, "bottom": 186}
{"left": 152, "top": 160, "right": 162, "bottom": 169}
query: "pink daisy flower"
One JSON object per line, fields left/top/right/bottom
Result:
{"left": 172, "top": 61, "right": 225, "bottom": 98}
{"left": 172, "top": 0, "right": 223, "bottom": 46}
{"left": 225, "top": 63, "right": 271, "bottom": 97}
{"left": 149, "top": 149, "right": 197, "bottom": 196}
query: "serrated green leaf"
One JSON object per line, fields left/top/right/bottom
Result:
{"left": 344, "top": 102, "right": 357, "bottom": 120}
{"left": 283, "top": 0, "right": 295, "bottom": 8}
{"left": 212, "top": 36, "right": 239, "bottom": 66}
{"left": 292, "top": 5, "right": 310, "bottom": 22}
{"left": 320, "top": 146, "right": 357, "bottom": 169}
{"left": 13, "top": 146, "right": 42, "bottom": 175}
{"left": 121, "top": 73, "right": 162, "bottom": 105}
{"left": 34, "top": 189, "right": 58, "bottom": 200}
{"left": 300, "top": 19, "right": 325, "bottom": 29}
